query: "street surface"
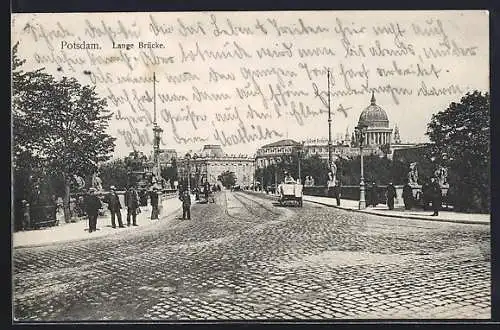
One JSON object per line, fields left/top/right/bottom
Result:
{"left": 13, "top": 191, "right": 490, "bottom": 320}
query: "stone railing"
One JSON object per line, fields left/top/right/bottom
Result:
{"left": 15, "top": 188, "right": 182, "bottom": 231}
{"left": 303, "top": 185, "right": 451, "bottom": 208}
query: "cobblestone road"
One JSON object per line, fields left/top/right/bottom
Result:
{"left": 13, "top": 191, "right": 490, "bottom": 321}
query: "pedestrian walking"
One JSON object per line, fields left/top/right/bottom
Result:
{"left": 203, "top": 182, "right": 210, "bottom": 202}
{"left": 402, "top": 183, "right": 413, "bottom": 210}
{"left": 139, "top": 189, "right": 148, "bottom": 206}
{"left": 149, "top": 187, "right": 159, "bottom": 220}
{"left": 366, "top": 182, "right": 373, "bottom": 207}
{"left": 105, "top": 186, "right": 124, "bottom": 228}
{"left": 429, "top": 177, "right": 442, "bottom": 216}
{"left": 84, "top": 188, "right": 101, "bottom": 233}
{"left": 334, "top": 179, "right": 342, "bottom": 206}
{"left": 367, "top": 181, "right": 378, "bottom": 207}
{"left": 386, "top": 182, "right": 396, "bottom": 210}
{"left": 180, "top": 189, "right": 191, "bottom": 220}
{"left": 125, "top": 186, "right": 139, "bottom": 226}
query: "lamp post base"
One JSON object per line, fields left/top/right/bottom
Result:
{"left": 359, "top": 181, "right": 366, "bottom": 210}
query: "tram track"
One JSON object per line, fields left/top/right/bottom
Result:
{"left": 220, "top": 191, "right": 281, "bottom": 224}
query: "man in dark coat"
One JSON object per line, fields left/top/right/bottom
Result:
{"left": 366, "top": 182, "right": 375, "bottom": 207}
{"left": 139, "top": 189, "right": 148, "bottom": 206}
{"left": 386, "top": 182, "right": 396, "bottom": 210}
{"left": 402, "top": 183, "right": 413, "bottom": 210}
{"left": 370, "top": 181, "right": 378, "bottom": 207}
{"left": 84, "top": 188, "right": 102, "bottom": 233}
{"left": 334, "top": 179, "right": 342, "bottom": 206}
{"left": 204, "top": 182, "right": 210, "bottom": 202}
{"left": 150, "top": 187, "right": 159, "bottom": 220}
{"left": 125, "top": 186, "right": 139, "bottom": 226}
{"left": 105, "top": 186, "right": 124, "bottom": 228}
{"left": 429, "top": 177, "right": 442, "bottom": 216}
{"left": 180, "top": 189, "right": 191, "bottom": 220}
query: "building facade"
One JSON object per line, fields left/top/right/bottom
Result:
{"left": 177, "top": 145, "right": 254, "bottom": 187}
{"left": 255, "top": 139, "right": 303, "bottom": 169}
{"left": 255, "top": 93, "right": 417, "bottom": 168}
{"left": 158, "top": 149, "right": 177, "bottom": 167}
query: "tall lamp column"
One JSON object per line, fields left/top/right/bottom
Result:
{"left": 185, "top": 153, "right": 191, "bottom": 193}
{"left": 355, "top": 124, "right": 368, "bottom": 210}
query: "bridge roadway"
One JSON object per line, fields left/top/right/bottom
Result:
{"left": 13, "top": 190, "right": 490, "bottom": 320}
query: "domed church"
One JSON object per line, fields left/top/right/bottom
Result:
{"left": 355, "top": 92, "right": 393, "bottom": 147}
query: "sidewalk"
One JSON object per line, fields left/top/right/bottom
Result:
{"left": 302, "top": 195, "right": 490, "bottom": 225}
{"left": 13, "top": 196, "right": 184, "bottom": 248}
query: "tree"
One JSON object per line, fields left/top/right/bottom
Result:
{"left": 161, "top": 158, "right": 178, "bottom": 189}
{"left": 12, "top": 44, "right": 116, "bottom": 221}
{"left": 218, "top": 171, "right": 236, "bottom": 189}
{"left": 99, "top": 159, "right": 129, "bottom": 190}
{"left": 301, "top": 155, "right": 329, "bottom": 185}
{"left": 426, "top": 91, "right": 490, "bottom": 212}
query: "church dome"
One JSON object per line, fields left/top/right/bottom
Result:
{"left": 358, "top": 92, "right": 389, "bottom": 128}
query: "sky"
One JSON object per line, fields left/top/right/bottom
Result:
{"left": 11, "top": 10, "right": 489, "bottom": 159}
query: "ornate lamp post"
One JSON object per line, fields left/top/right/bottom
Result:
{"left": 152, "top": 72, "right": 163, "bottom": 182}
{"left": 185, "top": 153, "right": 191, "bottom": 193}
{"left": 297, "top": 143, "right": 304, "bottom": 184}
{"left": 355, "top": 124, "right": 368, "bottom": 209}
{"left": 327, "top": 70, "right": 333, "bottom": 167}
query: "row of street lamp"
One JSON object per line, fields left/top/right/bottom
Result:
{"left": 154, "top": 70, "right": 369, "bottom": 210}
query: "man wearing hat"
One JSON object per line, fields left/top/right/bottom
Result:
{"left": 84, "top": 188, "right": 102, "bottom": 233}
{"left": 179, "top": 188, "right": 191, "bottom": 220}
{"left": 429, "top": 176, "right": 442, "bottom": 216}
{"left": 105, "top": 186, "right": 125, "bottom": 228}
{"left": 386, "top": 181, "right": 396, "bottom": 210}
{"left": 125, "top": 186, "right": 139, "bottom": 226}
{"left": 149, "top": 187, "right": 159, "bottom": 220}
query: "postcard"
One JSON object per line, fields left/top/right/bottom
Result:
{"left": 11, "top": 10, "right": 490, "bottom": 321}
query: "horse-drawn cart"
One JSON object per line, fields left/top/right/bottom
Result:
{"left": 278, "top": 183, "right": 303, "bottom": 207}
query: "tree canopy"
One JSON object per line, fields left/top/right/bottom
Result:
{"left": 218, "top": 171, "right": 236, "bottom": 189}
{"left": 426, "top": 91, "right": 490, "bottom": 212}
{"left": 12, "top": 42, "right": 116, "bottom": 220}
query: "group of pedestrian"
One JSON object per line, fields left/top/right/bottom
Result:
{"left": 83, "top": 185, "right": 161, "bottom": 233}
{"left": 325, "top": 176, "right": 442, "bottom": 216}
{"left": 386, "top": 177, "right": 442, "bottom": 215}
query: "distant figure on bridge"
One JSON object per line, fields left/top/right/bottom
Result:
{"left": 84, "top": 188, "right": 101, "bottom": 233}
{"left": 429, "top": 177, "right": 442, "bottom": 216}
{"left": 386, "top": 182, "right": 396, "bottom": 210}
{"left": 366, "top": 182, "right": 378, "bottom": 207}
{"left": 149, "top": 187, "right": 159, "bottom": 220}
{"left": 334, "top": 178, "right": 342, "bottom": 206}
{"left": 104, "top": 186, "right": 124, "bottom": 229}
{"left": 125, "top": 186, "right": 139, "bottom": 226}
{"left": 203, "top": 182, "right": 210, "bottom": 201}
{"left": 179, "top": 189, "right": 191, "bottom": 220}
{"left": 402, "top": 183, "right": 413, "bottom": 210}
